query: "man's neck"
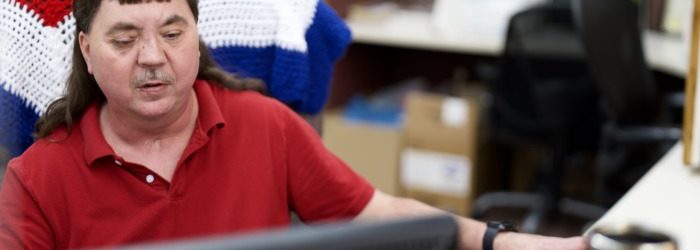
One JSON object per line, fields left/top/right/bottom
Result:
{"left": 98, "top": 90, "right": 199, "bottom": 181}
{"left": 99, "top": 90, "right": 199, "bottom": 152}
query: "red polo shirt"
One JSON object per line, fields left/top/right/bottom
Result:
{"left": 0, "top": 80, "right": 374, "bottom": 249}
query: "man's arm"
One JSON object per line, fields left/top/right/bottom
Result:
{"left": 356, "top": 190, "right": 586, "bottom": 250}
{"left": 0, "top": 163, "right": 54, "bottom": 249}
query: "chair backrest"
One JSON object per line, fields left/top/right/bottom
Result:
{"left": 573, "top": 0, "right": 657, "bottom": 126}
{"left": 491, "top": 3, "right": 600, "bottom": 149}
{"left": 0, "top": 0, "right": 349, "bottom": 163}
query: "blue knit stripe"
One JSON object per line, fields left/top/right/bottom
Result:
{"left": 209, "top": 46, "right": 275, "bottom": 80}
{"left": 209, "top": 45, "right": 311, "bottom": 113}
{"left": 0, "top": 84, "right": 39, "bottom": 157}
{"left": 303, "top": 2, "right": 352, "bottom": 114}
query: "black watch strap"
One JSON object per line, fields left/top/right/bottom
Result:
{"left": 483, "top": 221, "right": 517, "bottom": 250}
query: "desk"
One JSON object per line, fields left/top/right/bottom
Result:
{"left": 590, "top": 142, "right": 700, "bottom": 249}
{"left": 346, "top": 9, "right": 688, "bottom": 78}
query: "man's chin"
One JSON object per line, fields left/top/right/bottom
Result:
{"left": 131, "top": 100, "right": 178, "bottom": 119}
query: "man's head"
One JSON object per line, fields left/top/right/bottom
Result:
{"left": 35, "top": 0, "right": 263, "bottom": 138}
{"left": 77, "top": 0, "right": 200, "bottom": 119}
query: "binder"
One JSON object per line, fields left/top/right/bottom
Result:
{"left": 682, "top": 0, "right": 700, "bottom": 168}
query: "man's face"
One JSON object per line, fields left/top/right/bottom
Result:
{"left": 79, "top": 0, "right": 199, "bottom": 119}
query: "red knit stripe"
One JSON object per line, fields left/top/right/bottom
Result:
{"left": 15, "top": 0, "right": 73, "bottom": 27}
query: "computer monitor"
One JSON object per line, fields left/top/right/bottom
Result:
{"left": 119, "top": 214, "right": 459, "bottom": 250}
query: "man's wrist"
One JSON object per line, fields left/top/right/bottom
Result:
{"left": 483, "top": 221, "right": 518, "bottom": 250}
{"left": 491, "top": 231, "right": 518, "bottom": 250}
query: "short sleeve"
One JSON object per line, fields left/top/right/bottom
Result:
{"left": 281, "top": 107, "right": 374, "bottom": 222}
{"left": 0, "top": 160, "right": 55, "bottom": 249}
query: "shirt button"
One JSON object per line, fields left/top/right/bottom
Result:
{"left": 146, "top": 174, "right": 155, "bottom": 184}
{"left": 114, "top": 160, "right": 122, "bottom": 166}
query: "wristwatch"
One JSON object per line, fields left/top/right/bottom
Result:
{"left": 483, "top": 221, "right": 518, "bottom": 250}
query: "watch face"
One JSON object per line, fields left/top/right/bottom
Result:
{"left": 488, "top": 221, "right": 518, "bottom": 232}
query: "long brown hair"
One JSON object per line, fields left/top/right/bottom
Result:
{"left": 34, "top": 0, "right": 265, "bottom": 139}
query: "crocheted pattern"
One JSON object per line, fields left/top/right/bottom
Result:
{"left": 0, "top": 87, "right": 38, "bottom": 157}
{"left": 0, "top": 0, "right": 75, "bottom": 115}
{"left": 0, "top": 0, "right": 351, "bottom": 158}
{"left": 13, "top": 0, "right": 72, "bottom": 27}
{"left": 208, "top": 2, "right": 351, "bottom": 113}
{"left": 200, "top": 0, "right": 353, "bottom": 113}
{"left": 199, "top": 0, "right": 317, "bottom": 52}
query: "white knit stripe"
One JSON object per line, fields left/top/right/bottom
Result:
{"left": 0, "top": 0, "right": 73, "bottom": 114}
{"left": 198, "top": 0, "right": 319, "bottom": 52}
{"left": 0, "top": 0, "right": 320, "bottom": 115}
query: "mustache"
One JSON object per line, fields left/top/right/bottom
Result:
{"left": 132, "top": 70, "right": 176, "bottom": 86}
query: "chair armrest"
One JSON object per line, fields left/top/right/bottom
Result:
{"left": 609, "top": 126, "right": 681, "bottom": 144}
{"left": 664, "top": 91, "right": 685, "bottom": 110}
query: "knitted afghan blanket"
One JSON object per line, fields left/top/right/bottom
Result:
{"left": 0, "top": 0, "right": 351, "bottom": 157}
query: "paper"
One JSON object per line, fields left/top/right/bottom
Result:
{"left": 400, "top": 148, "right": 471, "bottom": 197}
{"left": 440, "top": 97, "right": 468, "bottom": 128}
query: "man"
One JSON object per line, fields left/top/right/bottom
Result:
{"left": 0, "top": 0, "right": 586, "bottom": 249}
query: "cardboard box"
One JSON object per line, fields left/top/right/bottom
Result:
{"left": 400, "top": 88, "right": 486, "bottom": 216}
{"left": 322, "top": 111, "right": 403, "bottom": 196}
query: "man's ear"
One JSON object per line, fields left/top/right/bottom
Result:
{"left": 78, "top": 31, "right": 93, "bottom": 74}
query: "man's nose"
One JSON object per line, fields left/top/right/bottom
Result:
{"left": 137, "top": 38, "right": 166, "bottom": 68}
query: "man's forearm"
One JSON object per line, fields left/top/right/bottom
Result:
{"left": 356, "top": 190, "right": 587, "bottom": 250}
{"left": 355, "top": 190, "right": 487, "bottom": 250}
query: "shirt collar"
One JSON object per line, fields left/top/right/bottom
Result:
{"left": 81, "top": 102, "right": 113, "bottom": 167}
{"left": 81, "top": 79, "right": 226, "bottom": 167}
{"left": 193, "top": 79, "right": 226, "bottom": 135}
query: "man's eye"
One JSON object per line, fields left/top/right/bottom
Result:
{"left": 163, "top": 32, "right": 181, "bottom": 40}
{"left": 112, "top": 39, "right": 134, "bottom": 47}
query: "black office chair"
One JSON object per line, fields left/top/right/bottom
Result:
{"left": 573, "top": 0, "right": 682, "bottom": 206}
{"left": 472, "top": 2, "right": 606, "bottom": 233}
